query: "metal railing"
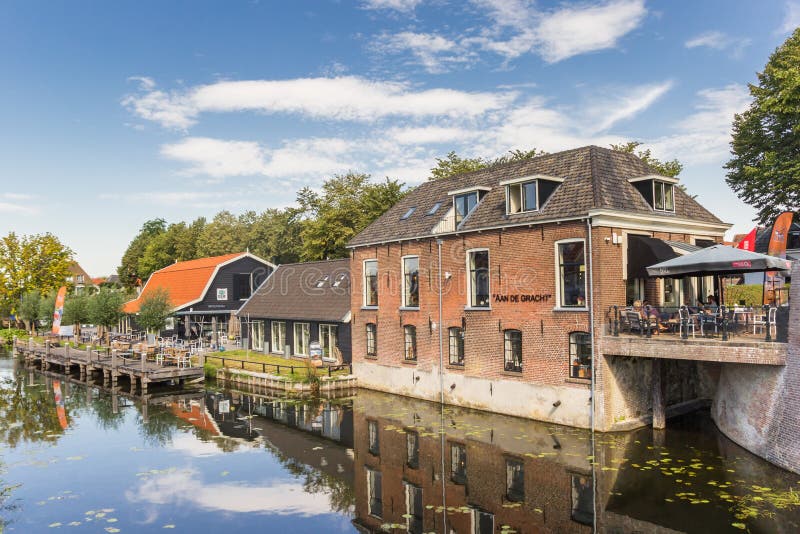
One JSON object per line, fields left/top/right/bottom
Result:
{"left": 607, "top": 304, "right": 787, "bottom": 342}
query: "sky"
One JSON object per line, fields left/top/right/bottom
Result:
{"left": 1, "top": 0, "right": 799, "bottom": 276}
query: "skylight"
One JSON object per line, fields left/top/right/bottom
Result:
{"left": 315, "top": 275, "right": 329, "bottom": 288}
{"left": 332, "top": 273, "right": 347, "bottom": 287}
{"left": 426, "top": 202, "right": 442, "bottom": 215}
{"left": 401, "top": 207, "right": 416, "bottom": 220}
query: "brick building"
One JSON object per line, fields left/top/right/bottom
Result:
{"left": 347, "top": 146, "right": 730, "bottom": 429}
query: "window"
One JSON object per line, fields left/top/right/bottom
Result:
{"left": 332, "top": 273, "right": 347, "bottom": 287}
{"left": 470, "top": 508, "right": 494, "bottom": 534}
{"left": 366, "top": 323, "right": 377, "bottom": 357}
{"left": 315, "top": 275, "right": 329, "bottom": 288}
{"left": 504, "top": 329, "right": 522, "bottom": 372}
{"left": 406, "top": 430, "right": 419, "bottom": 469}
{"left": 449, "top": 327, "right": 464, "bottom": 366}
{"left": 233, "top": 273, "right": 252, "bottom": 300}
{"left": 653, "top": 181, "right": 675, "bottom": 212}
{"left": 506, "top": 458, "right": 524, "bottom": 502}
{"left": 319, "top": 324, "right": 338, "bottom": 359}
{"left": 367, "top": 468, "right": 383, "bottom": 518}
{"left": 270, "top": 321, "right": 286, "bottom": 354}
{"left": 451, "top": 442, "right": 467, "bottom": 484}
{"left": 506, "top": 180, "right": 538, "bottom": 213}
{"left": 454, "top": 191, "right": 478, "bottom": 225}
{"left": 569, "top": 332, "right": 591, "bottom": 380}
{"left": 404, "top": 482, "right": 423, "bottom": 534}
{"left": 294, "top": 323, "right": 310, "bottom": 356}
{"left": 626, "top": 277, "right": 645, "bottom": 305}
{"left": 401, "top": 207, "right": 416, "bottom": 220}
{"left": 364, "top": 260, "right": 378, "bottom": 307}
{"left": 402, "top": 256, "right": 420, "bottom": 307}
{"left": 404, "top": 325, "right": 417, "bottom": 361}
{"left": 368, "top": 420, "right": 380, "bottom": 456}
{"left": 468, "top": 250, "right": 490, "bottom": 307}
{"left": 426, "top": 202, "right": 442, "bottom": 215}
{"left": 251, "top": 320, "right": 265, "bottom": 351}
{"left": 558, "top": 241, "right": 586, "bottom": 308}
{"left": 76, "top": 275, "right": 85, "bottom": 284}
{"left": 571, "top": 474, "right": 594, "bottom": 525}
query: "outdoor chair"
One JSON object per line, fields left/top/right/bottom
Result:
{"left": 753, "top": 307, "right": 777, "bottom": 336}
{"left": 678, "top": 306, "right": 696, "bottom": 338}
{"left": 625, "top": 312, "right": 657, "bottom": 336}
{"left": 698, "top": 310, "right": 718, "bottom": 336}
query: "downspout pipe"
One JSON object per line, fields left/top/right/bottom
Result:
{"left": 586, "top": 217, "right": 598, "bottom": 534}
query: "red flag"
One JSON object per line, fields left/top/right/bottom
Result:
{"left": 737, "top": 228, "right": 757, "bottom": 251}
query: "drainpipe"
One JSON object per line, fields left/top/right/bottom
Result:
{"left": 437, "top": 239, "right": 444, "bottom": 405}
{"left": 586, "top": 218, "right": 598, "bottom": 534}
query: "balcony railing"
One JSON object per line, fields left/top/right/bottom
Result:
{"left": 606, "top": 304, "right": 789, "bottom": 343}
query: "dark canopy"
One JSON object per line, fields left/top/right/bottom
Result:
{"left": 646, "top": 244, "right": 792, "bottom": 278}
{"left": 627, "top": 235, "right": 678, "bottom": 279}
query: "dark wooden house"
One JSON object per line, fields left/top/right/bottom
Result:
{"left": 237, "top": 259, "right": 352, "bottom": 363}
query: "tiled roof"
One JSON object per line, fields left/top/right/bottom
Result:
{"left": 348, "top": 145, "right": 726, "bottom": 247}
{"left": 237, "top": 259, "right": 350, "bottom": 323}
{"left": 123, "top": 252, "right": 244, "bottom": 314}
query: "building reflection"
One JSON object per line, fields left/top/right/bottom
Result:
{"left": 351, "top": 390, "right": 594, "bottom": 533}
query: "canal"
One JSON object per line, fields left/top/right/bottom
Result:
{"left": 1, "top": 349, "right": 799, "bottom": 533}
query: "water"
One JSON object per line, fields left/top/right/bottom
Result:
{"left": 0, "top": 350, "right": 798, "bottom": 533}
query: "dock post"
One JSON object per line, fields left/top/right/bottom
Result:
{"left": 44, "top": 340, "right": 50, "bottom": 370}
{"left": 112, "top": 388, "right": 119, "bottom": 414}
{"left": 141, "top": 378, "right": 148, "bottom": 395}
{"left": 652, "top": 359, "right": 666, "bottom": 430}
{"left": 111, "top": 349, "right": 118, "bottom": 387}
{"left": 65, "top": 343, "right": 71, "bottom": 372}
{"left": 12, "top": 336, "right": 16, "bottom": 356}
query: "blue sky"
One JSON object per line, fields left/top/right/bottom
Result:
{"left": 1, "top": 0, "right": 798, "bottom": 276}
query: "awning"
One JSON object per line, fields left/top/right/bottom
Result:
{"left": 647, "top": 244, "right": 793, "bottom": 278}
{"left": 627, "top": 235, "right": 678, "bottom": 279}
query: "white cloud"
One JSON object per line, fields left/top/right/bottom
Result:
{"left": 124, "top": 77, "right": 515, "bottom": 129}
{"left": 685, "top": 31, "right": 751, "bottom": 57}
{"left": 386, "top": 125, "right": 479, "bottom": 145}
{"left": 647, "top": 84, "right": 751, "bottom": 165}
{"left": 376, "top": 31, "right": 468, "bottom": 73}
{"left": 0, "top": 202, "right": 38, "bottom": 215}
{"left": 362, "top": 0, "right": 422, "bottom": 12}
{"left": 161, "top": 137, "right": 268, "bottom": 178}
{"left": 780, "top": 1, "right": 800, "bottom": 32}
{"left": 583, "top": 81, "right": 674, "bottom": 134}
{"left": 534, "top": 0, "right": 647, "bottom": 63}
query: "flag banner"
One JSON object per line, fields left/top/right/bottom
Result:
{"left": 51, "top": 286, "right": 67, "bottom": 335}
{"left": 737, "top": 228, "right": 757, "bottom": 251}
{"left": 53, "top": 380, "right": 68, "bottom": 430}
{"left": 764, "top": 212, "right": 794, "bottom": 305}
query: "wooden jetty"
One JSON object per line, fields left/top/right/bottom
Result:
{"left": 13, "top": 338, "right": 204, "bottom": 394}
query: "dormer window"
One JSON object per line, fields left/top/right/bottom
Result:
{"left": 448, "top": 186, "right": 490, "bottom": 226}
{"left": 629, "top": 175, "right": 678, "bottom": 213}
{"left": 501, "top": 175, "right": 564, "bottom": 215}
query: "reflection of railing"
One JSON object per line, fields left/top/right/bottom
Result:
{"left": 205, "top": 355, "right": 352, "bottom": 377}
{"left": 606, "top": 304, "right": 788, "bottom": 343}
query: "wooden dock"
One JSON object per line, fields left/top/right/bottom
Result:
{"left": 13, "top": 338, "right": 204, "bottom": 394}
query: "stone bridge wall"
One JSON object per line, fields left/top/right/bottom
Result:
{"left": 711, "top": 262, "right": 800, "bottom": 474}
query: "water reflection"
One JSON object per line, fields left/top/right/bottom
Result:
{"left": 1, "top": 352, "right": 799, "bottom": 533}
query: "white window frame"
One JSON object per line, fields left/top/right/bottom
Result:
{"left": 363, "top": 259, "right": 378, "bottom": 308}
{"left": 293, "top": 322, "right": 310, "bottom": 356}
{"left": 554, "top": 238, "right": 588, "bottom": 311}
{"left": 319, "top": 323, "right": 338, "bottom": 359}
{"left": 505, "top": 180, "right": 539, "bottom": 214}
{"left": 401, "top": 255, "right": 420, "bottom": 309}
{"left": 270, "top": 321, "right": 286, "bottom": 354}
{"left": 652, "top": 180, "right": 675, "bottom": 213}
{"left": 251, "top": 320, "right": 265, "bottom": 351}
{"left": 465, "top": 248, "right": 491, "bottom": 309}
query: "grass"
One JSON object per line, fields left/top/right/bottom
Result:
{"left": 203, "top": 349, "right": 351, "bottom": 381}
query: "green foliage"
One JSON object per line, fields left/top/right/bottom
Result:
{"left": 428, "top": 148, "right": 546, "bottom": 181}
{"left": 136, "top": 287, "right": 173, "bottom": 333}
{"left": 204, "top": 361, "right": 219, "bottom": 380}
{"left": 17, "top": 291, "right": 41, "bottom": 331}
{"left": 195, "top": 211, "right": 244, "bottom": 257}
{"left": 610, "top": 141, "right": 683, "bottom": 178}
{"left": 725, "top": 29, "right": 800, "bottom": 224}
{"left": 117, "top": 218, "right": 166, "bottom": 289}
{"left": 88, "top": 288, "right": 125, "bottom": 329}
{"left": 297, "top": 173, "right": 406, "bottom": 260}
{"left": 0, "top": 232, "right": 73, "bottom": 315}
{"left": 724, "top": 284, "right": 765, "bottom": 306}
{"left": 0, "top": 329, "right": 28, "bottom": 345}
{"left": 37, "top": 292, "right": 56, "bottom": 329}
{"left": 62, "top": 294, "right": 91, "bottom": 326}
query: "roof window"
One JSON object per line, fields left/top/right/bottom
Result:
{"left": 426, "top": 202, "right": 442, "bottom": 215}
{"left": 315, "top": 275, "right": 329, "bottom": 288}
{"left": 401, "top": 207, "right": 416, "bottom": 220}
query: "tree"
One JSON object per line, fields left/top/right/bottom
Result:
{"left": 725, "top": 28, "right": 800, "bottom": 224}
{"left": 88, "top": 288, "right": 125, "bottom": 342}
{"left": 245, "top": 208, "right": 303, "bottom": 264}
{"left": 118, "top": 219, "right": 166, "bottom": 289}
{"left": 0, "top": 232, "right": 73, "bottom": 316}
{"left": 297, "top": 173, "right": 407, "bottom": 260}
{"left": 38, "top": 292, "right": 56, "bottom": 330}
{"left": 195, "top": 211, "right": 246, "bottom": 257}
{"left": 428, "top": 148, "right": 546, "bottom": 181}
{"left": 136, "top": 288, "right": 173, "bottom": 334}
{"left": 62, "top": 294, "right": 91, "bottom": 337}
{"left": 609, "top": 141, "right": 683, "bottom": 178}
{"left": 17, "top": 291, "right": 41, "bottom": 333}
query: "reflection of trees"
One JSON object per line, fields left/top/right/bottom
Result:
{"left": 136, "top": 405, "right": 182, "bottom": 447}
{"left": 0, "top": 375, "right": 64, "bottom": 448}
{"left": 91, "top": 394, "right": 126, "bottom": 431}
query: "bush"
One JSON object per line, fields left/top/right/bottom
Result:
{"left": 0, "top": 329, "right": 29, "bottom": 345}
{"left": 203, "top": 362, "right": 219, "bottom": 380}
{"left": 725, "top": 284, "right": 765, "bottom": 306}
